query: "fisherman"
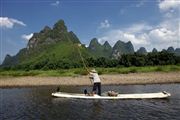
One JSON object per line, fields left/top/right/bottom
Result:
{"left": 89, "top": 69, "right": 101, "bottom": 96}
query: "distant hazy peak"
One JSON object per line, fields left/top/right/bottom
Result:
{"left": 137, "top": 47, "right": 147, "bottom": 55}
{"left": 103, "top": 41, "right": 111, "bottom": 47}
{"left": 152, "top": 48, "right": 158, "bottom": 52}
{"left": 91, "top": 38, "right": 99, "bottom": 43}
{"left": 167, "top": 46, "right": 175, "bottom": 52}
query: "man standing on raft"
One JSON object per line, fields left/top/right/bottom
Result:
{"left": 89, "top": 69, "right": 101, "bottom": 96}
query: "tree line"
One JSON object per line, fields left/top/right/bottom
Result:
{"left": 1, "top": 51, "right": 180, "bottom": 70}
{"left": 86, "top": 51, "right": 180, "bottom": 67}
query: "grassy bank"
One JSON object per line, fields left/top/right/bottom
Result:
{"left": 0, "top": 65, "right": 180, "bottom": 77}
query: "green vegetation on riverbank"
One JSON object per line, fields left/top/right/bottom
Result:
{"left": 0, "top": 65, "right": 180, "bottom": 77}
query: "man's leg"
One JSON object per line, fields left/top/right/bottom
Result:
{"left": 97, "top": 83, "right": 101, "bottom": 96}
{"left": 92, "top": 83, "right": 97, "bottom": 94}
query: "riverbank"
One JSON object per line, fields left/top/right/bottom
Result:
{"left": 0, "top": 72, "right": 180, "bottom": 88}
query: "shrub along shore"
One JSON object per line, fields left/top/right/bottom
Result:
{"left": 0, "top": 65, "right": 180, "bottom": 77}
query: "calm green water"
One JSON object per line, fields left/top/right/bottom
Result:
{"left": 0, "top": 84, "right": 180, "bottom": 120}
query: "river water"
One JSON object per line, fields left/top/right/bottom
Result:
{"left": 0, "top": 84, "right": 180, "bottom": 120}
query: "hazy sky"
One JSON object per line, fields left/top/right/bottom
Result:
{"left": 0, "top": 0, "right": 180, "bottom": 63}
